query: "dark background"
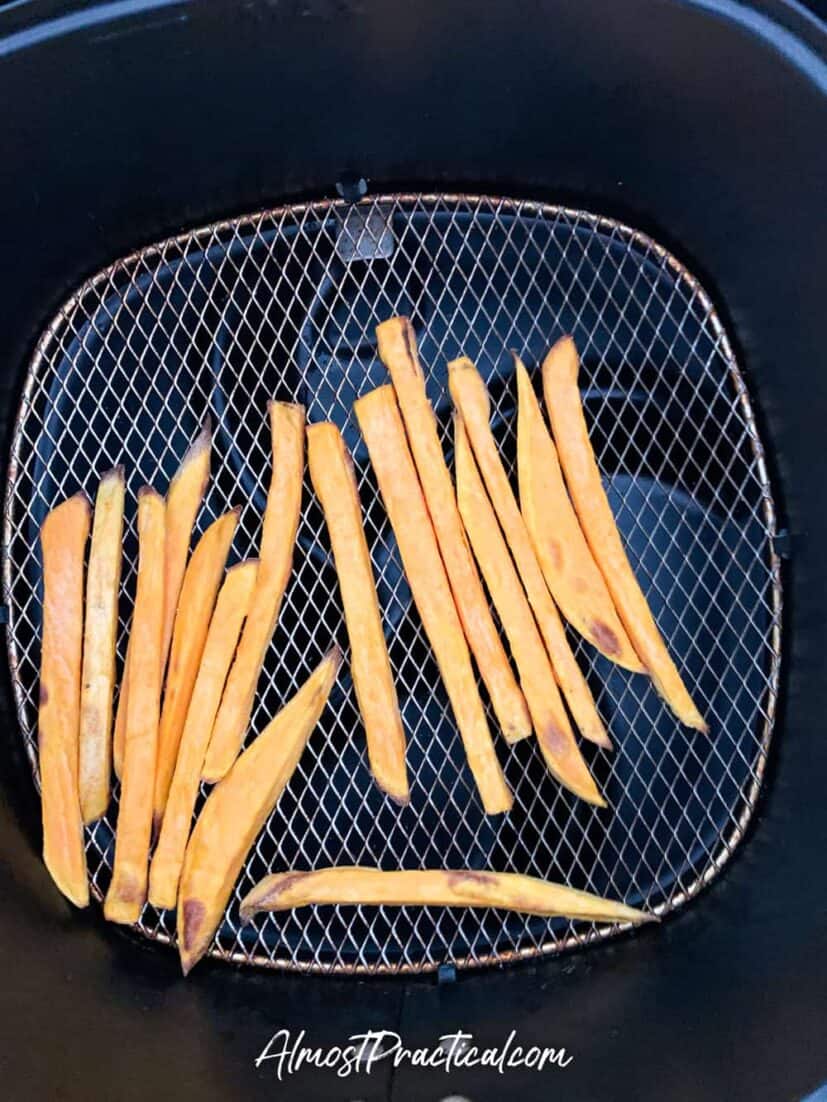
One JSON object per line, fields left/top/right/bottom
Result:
{"left": 0, "top": 1, "right": 825, "bottom": 1099}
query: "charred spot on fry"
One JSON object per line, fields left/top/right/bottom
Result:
{"left": 446, "top": 870, "right": 492, "bottom": 890}
{"left": 118, "top": 873, "right": 145, "bottom": 906}
{"left": 181, "top": 898, "right": 206, "bottom": 952}
{"left": 547, "top": 538, "right": 563, "bottom": 572}
{"left": 401, "top": 318, "right": 417, "bottom": 367}
{"left": 537, "top": 722, "right": 568, "bottom": 757}
{"left": 591, "top": 621, "right": 621, "bottom": 657}
{"left": 241, "top": 870, "right": 307, "bottom": 922}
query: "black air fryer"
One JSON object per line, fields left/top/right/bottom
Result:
{"left": 0, "top": 2, "right": 824, "bottom": 1100}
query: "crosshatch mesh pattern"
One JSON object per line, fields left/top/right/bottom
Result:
{"left": 2, "top": 195, "right": 781, "bottom": 974}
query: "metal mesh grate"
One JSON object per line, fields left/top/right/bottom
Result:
{"left": 2, "top": 194, "right": 781, "bottom": 974}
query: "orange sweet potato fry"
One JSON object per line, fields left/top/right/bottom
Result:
{"left": 104, "top": 488, "right": 165, "bottom": 924}
{"left": 178, "top": 646, "right": 341, "bottom": 975}
{"left": 307, "top": 421, "right": 409, "bottom": 804}
{"left": 455, "top": 417, "right": 605, "bottom": 805}
{"left": 240, "top": 866, "right": 653, "bottom": 927}
{"left": 377, "top": 317, "right": 530, "bottom": 743}
{"left": 79, "top": 467, "right": 125, "bottom": 823}
{"left": 515, "top": 355, "right": 643, "bottom": 672}
{"left": 542, "top": 337, "right": 707, "bottom": 732}
{"left": 355, "top": 385, "right": 512, "bottom": 815}
{"left": 39, "top": 492, "right": 92, "bottom": 907}
{"left": 149, "top": 559, "right": 257, "bottom": 910}
{"left": 449, "top": 358, "right": 610, "bottom": 750}
{"left": 152, "top": 509, "right": 240, "bottom": 831}
{"left": 114, "top": 420, "right": 211, "bottom": 777}
{"left": 377, "top": 321, "right": 531, "bottom": 744}
{"left": 202, "top": 403, "right": 304, "bottom": 782}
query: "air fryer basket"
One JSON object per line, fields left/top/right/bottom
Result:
{"left": 3, "top": 193, "right": 781, "bottom": 974}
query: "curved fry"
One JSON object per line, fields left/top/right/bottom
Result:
{"left": 542, "top": 337, "right": 707, "bottom": 732}
{"left": 456, "top": 417, "right": 605, "bottom": 804}
{"left": 202, "top": 402, "right": 304, "bottom": 782}
{"left": 240, "top": 866, "right": 653, "bottom": 927}
{"left": 354, "top": 385, "right": 512, "bottom": 815}
{"left": 39, "top": 492, "right": 91, "bottom": 907}
{"left": 149, "top": 560, "right": 257, "bottom": 910}
{"left": 152, "top": 509, "right": 240, "bottom": 830}
{"left": 448, "top": 358, "right": 610, "bottom": 749}
{"left": 377, "top": 317, "right": 530, "bottom": 742}
{"left": 515, "top": 356, "right": 643, "bottom": 671}
{"left": 177, "top": 646, "right": 341, "bottom": 975}
{"left": 308, "top": 421, "right": 409, "bottom": 804}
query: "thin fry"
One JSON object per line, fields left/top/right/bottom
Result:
{"left": 516, "top": 356, "right": 643, "bottom": 671}
{"left": 104, "top": 488, "right": 165, "bottom": 924}
{"left": 114, "top": 420, "right": 211, "bottom": 776}
{"left": 456, "top": 417, "right": 605, "bottom": 804}
{"left": 377, "top": 317, "right": 530, "bottom": 743}
{"left": 240, "top": 867, "right": 653, "bottom": 927}
{"left": 308, "top": 421, "right": 409, "bottom": 804}
{"left": 149, "top": 560, "right": 257, "bottom": 910}
{"left": 79, "top": 467, "right": 125, "bottom": 823}
{"left": 152, "top": 509, "right": 240, "bottom": 831}
{"left": 449, "top": 358, "right": 610, "bottom": 749}
{"left": 39, "top": 492, "right": 91, "bottom": 907}
{"left": 355, "top": 385, "right": 512, "bottom": 815}
{"left": 542, "top": 337, "right": 707, "bottom": 731}
{"left": 178, "top": 647, "right": 341, "bottom": 974}
{"left": 202, "top": 402, "right": 304, "bottom": 782}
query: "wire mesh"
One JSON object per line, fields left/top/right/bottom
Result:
{"left": 2, "top": 194, "right": 781, "bottom": 973}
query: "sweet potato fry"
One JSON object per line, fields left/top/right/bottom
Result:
{"left": 542, "top": 337, "right": 707, "bottom": 732}
{"left": 516, "top": 356, "right": 643, "bottom": 672}
{"left": 104, "top": 488, "right": 165, "bottom": 924}
{"left": 239, "top": 866, "right": 653, "bottom": 927}
{"left": 79, "top": 468, "right": 125, "bottom": 823}
{"left": 152, "top": 509, "right": 240, "bottom": 830}
{"left": 354, "top": 385, "right": 512, "bottom": 815}
{"left": 114, "top": 420, "right": 211, "bottom": 777}
{"left": 308, "top": 421, "right": 409, "bottom": 804}
{"left": 149, "top": 559, "right": 257, "bottom": 910}
{"left": 449, "top": 358, "right": 610, "bottom": 750}
{"left": 202, "top": 403, "right": 304, "bottom": 782}
{"left": 177, "top": 646, "right": 341, "bottom": 974}
{"left": 377, "top": 317, "right": 530, "bottom": 743}
{"left": 38, "top": 492, "right": 91, "bottom": 907}
{"left": 455, "top": 417, "right": 605, "bottom": 805}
